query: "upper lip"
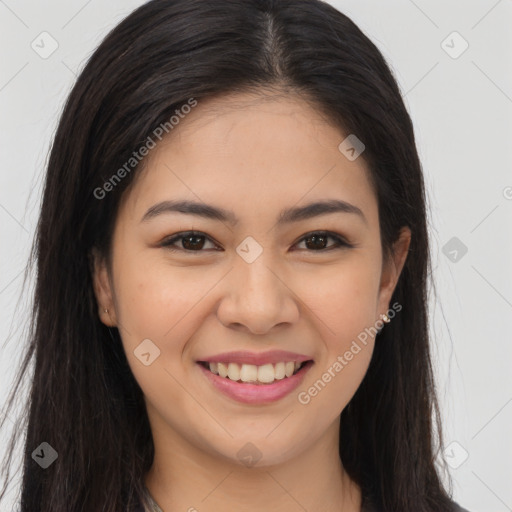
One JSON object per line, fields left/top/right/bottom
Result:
{"left": 197, "top": 350, "right": 313, "bottom": 366}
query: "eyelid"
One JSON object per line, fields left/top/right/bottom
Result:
{"left": 291, "top": 230, "right": 353, "bottom": 251}
{"left": 159, "top": 230, "right": 353, "bottom": 253}
{"left": 160, "top": 231, "right": 220, "bottom": 252}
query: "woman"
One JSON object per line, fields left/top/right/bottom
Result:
{"left": 0, "top": 0, "right": 471, "bottom": 511}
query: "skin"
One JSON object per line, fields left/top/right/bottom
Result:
{"left": 92, "top": 90, "right": 411, "bottom": 512}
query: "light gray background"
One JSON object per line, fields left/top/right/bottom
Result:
{"left": 1, "top": 1, "right": 511, "bottom": 511}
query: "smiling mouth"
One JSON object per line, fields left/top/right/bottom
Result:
{"left": 197, "top": 360, "right": 313, "bottom": 385}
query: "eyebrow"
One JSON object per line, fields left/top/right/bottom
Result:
{"left": 140, "top": 198, "right": 367, "bottom": 226}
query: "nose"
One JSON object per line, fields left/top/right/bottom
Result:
{"left": 216, "top": 255, "right": 300, "bottom": 335}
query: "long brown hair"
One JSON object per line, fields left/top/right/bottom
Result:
{"left": 1, "top": 1, "right": 457, "bottom": 510}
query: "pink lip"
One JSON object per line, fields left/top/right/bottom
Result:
{"left": 197, "top": 350, "right": 312, "bottom": 366}
{"left": 197, "top": 360, "right": 314, "bottom": 404}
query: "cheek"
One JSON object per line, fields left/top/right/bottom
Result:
{"left": 111, "top": 257, "right": 212, "bottom": 411}
{"left": 292, "top": 254, "right": 381, "bottom": 339}
{"left": 113, "top": 252, "right": 207, "bottom": 336}
{"left": 291, "top": 257, "right": 379, "bottom": 408}
{"left": 300, "top": 344, "right": 373, "bottom": 424}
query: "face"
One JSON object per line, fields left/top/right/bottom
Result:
{"left": 93, "top": 91, "right": 410, "bottom": 468}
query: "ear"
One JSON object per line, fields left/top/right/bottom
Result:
{"left": 376, "top": 226, "right": 411, "bottom": 319}
{"left": 90, "top": 247, "right": 117, "bottom": 327}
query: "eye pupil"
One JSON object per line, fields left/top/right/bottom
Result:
{"left": 182, "top": 235, "right": 205, "bottom": 250}
{"left": 162, "top": 230, "right": 348, "bottom": 254}
{"left": 305, "top": 234, "right": 328, "bottom": 250}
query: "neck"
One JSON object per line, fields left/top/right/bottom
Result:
{"left": 144, "top": 415, "right": 362, "bottom": 512}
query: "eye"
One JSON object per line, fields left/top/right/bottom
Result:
{"left": 293, "top": 231, "right": 353, "bottom": 252}
{"left": 160, "top": 231, "right": 220, "bottom": 253}
{"left": 160, "top": 230, "right": 352, "bottom": 253}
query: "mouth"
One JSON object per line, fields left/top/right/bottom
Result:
{"left": 197, "top": 359, "right": 313, "bottom": 385}
{"left": 195, "top": 358, "right": 314, "bottom": 404}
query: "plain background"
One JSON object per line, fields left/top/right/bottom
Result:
{"left": 0, "top": 1, "right": 511, "bottom": 511}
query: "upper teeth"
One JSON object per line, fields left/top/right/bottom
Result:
{"left": 208, "top": 361, "right": 302, "bottom": 384}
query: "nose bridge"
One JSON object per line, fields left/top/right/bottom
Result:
{"left": 236, "top": 249, "right": 283, "bottom": 307}
{"left": 217, "top": 246, "right": 299, "bottom": 333}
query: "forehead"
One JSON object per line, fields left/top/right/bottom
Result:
{"left": 121, "top": 91, "right": 378, "bottom": 228}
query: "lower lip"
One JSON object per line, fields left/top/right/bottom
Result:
{"left": 197, "top": 361, "right": 314, "bottom": 404}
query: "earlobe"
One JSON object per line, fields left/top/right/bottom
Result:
{"left": 90, "top": 248, "right": 117, "bottom": 327}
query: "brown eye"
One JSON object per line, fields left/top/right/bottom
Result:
{"left": 181, "top": 234, "right": 206, "bottom": 250}
{"left": 160, "top": 230, "right": 352, "bottom": 254}
{"left": 294, "top": 231, "right": 352, "bottom": 251}
{"left": 160, "top": 231, "right": 219, "bottom": 252}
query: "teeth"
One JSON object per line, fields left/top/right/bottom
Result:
{"left": 227, "top": 362, "right": 240, "bottom": 381}
{"left": 217, "top": 362, "right": 228, "bottom": 378}
{"left": 205, "top": 360, "right": 306, "bottom": 384}
{"left": 257, "top": 363, "right": 275, "bottom": 383}
{"left": 274, "top": 362, "right": 285, "bottom": 380}
{"left": 240, "top": 364, "right": 258, "bottom": 382}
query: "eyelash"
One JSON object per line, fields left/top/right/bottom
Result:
{"left": 159, "top": 230, "right": 353, "bottom": 253}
